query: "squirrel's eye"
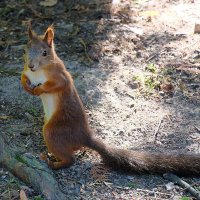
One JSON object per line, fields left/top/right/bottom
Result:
{"left": 42, "top": 50, "right": 47, "bottom": 56}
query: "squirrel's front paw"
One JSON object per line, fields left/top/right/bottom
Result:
{"left": 21, "top": 75, "right": 35, "bottom": 95}
{"left": 24, "top": 82, "right": 35, "bottom": 95}
{"left": 33, "top": 86, "right": 43, "bottom": 96}
{"left": 28, "top": 82, "right": 36, "bottom": 90}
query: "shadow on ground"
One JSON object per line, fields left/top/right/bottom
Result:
{"left": 0, "top": 0, "right": 200, "bottom": 199}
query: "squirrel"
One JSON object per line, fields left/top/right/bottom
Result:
{"left": 21, "top": 25, "right": 200, "bottom": 176}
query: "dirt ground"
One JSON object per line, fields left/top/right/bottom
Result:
{"left": 0, "top": 0, "right": 200, "bottom": 199}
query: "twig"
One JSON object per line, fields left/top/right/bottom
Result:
{"left": 0, "top": 190, "right": 8, "bottom": 197}
{"left": 26, "top": 5, "right": 45, "bottom": 19}
{"left": 146, "top": 49, "right": 166, "bottom": 62}
{"left": 163, "top": 173, "right": 200, "bottom": 200}
{"left": 154, "top": 117, "right": 163, "bottom": 144}
{"left": 180, "top": 39, "right": 200, "bottom": 51}
{"left": 78, "top": 38, "right": 93, "bottom": 64}
{"left": 103, "top": 181, "right": 112, "bottom": 189}
{"left": 146, "top": 53, "right": 158, "bottom": 62}
{"left": 179, "top": 182, "right": 200, "bottom": 192}
{"left": 194, "top": 125, "right": 200, "bottom": 133}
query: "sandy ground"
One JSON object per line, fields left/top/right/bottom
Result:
{"left": 0, "top": 0, "right": 200, "bottom": 199}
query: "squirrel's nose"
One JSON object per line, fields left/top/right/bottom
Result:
{"left": 29, "top": 64, "right": 34, "bottom": 69}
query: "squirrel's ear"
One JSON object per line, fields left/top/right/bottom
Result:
{"left": 43, "top": 27, "right": 54, "bottom": 47}
{"left": 28, "top": 22, "right": 34, "bottom": 40}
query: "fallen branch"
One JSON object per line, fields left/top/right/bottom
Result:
{"left": 0, "top": 136, "right": 65, "bottom": 200}
{"left": 146, "top": 49, "right": 167, "bottom": 62}
{"left": 163, "top": 173, "right": 200, "bottom": 200}
{"left": 194, "top": 125, "right": 200, "bottom": 133}
{"left": 154, "top": 117, "right": 163, "bottom": 144}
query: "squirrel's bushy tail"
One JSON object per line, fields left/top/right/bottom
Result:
{"left": 86, "top": 136, "right": 200, "bottom": 176}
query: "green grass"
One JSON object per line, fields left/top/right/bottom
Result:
{"left": 180, "top": 197, "right": 191, "bottom": 200}
{"left": 132, "top": 63, "right": 175, "bottom": 95}
{"left": 133, "top": 65, "right": 160, "bottom": 93}
{"left": 34, "top": 195, "right": 44, "bottom": 200}
{"left": 15, "top": 155, "right": 28, "bottom": 165}
{"left": 127, "top": 182, "right": 138, "bottom": 189}
{"left": 26, "top": 106, "right": 39, "bottom": 118}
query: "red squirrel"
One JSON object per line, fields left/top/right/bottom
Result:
{"left": 21, "top": 25, "right": 200, "bottom": 175}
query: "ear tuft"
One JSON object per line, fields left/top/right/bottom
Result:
{"left": 43, "top": 26, "right": 54, "bottom": 47}
{"left": 28, "top": 22, "right": 34, "bottom": 40}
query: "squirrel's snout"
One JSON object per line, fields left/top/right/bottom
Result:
{"left": 29, "top": 64, "right": 34, "bottom": 69}
{"left": 28, "top": 64, "right": 36, "bottom": 71}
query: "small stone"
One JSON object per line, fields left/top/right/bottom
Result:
{"left": 165, "top": 98, "right": 173, "bottom": 104}
{"left": 25, "top": 112, "right": 34, "bottom": 121}
{"left": 119, "top": 130, "right": 124, "bottom": 135}
{"left": 159, "top": 91, "right": 165, "bottom": 96}
{"left": 1, "top": 175, "right": 6, "bottom": 179}
{"left": 127, "top": 176, "right": 133, "bottom": 180}
{"left": 129, "top": 81, "right": 139, "bottom": 89}
{"left": 165, "top": 182, "right": 175, "bottom": 190}
{"left": 190, "top": 84, "right": 199, "bottom": 90}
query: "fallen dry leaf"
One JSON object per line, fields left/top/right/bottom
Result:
{"left": 20, "top": 190, "right": 28, "bottom": 200}
{"left": 194, "top": 23, "right": 200, "bottom": 34}
{"left": 90, "top": 164, "right": 110, "bottom": 182}
{"left": 160, "top": 83, "right": 174, "bottom": 93}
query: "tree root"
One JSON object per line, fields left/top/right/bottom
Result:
{"left": 163, "top": 173, "right": 200, "bottom": 200}
{"left": 0, "top": 136, "right": 65, "bottom": 200}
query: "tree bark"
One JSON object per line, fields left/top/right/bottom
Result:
{"left": 0, "top": 136, "right": 65, "bottom": 200}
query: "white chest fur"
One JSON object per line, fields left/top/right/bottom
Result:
{"left": 40, "top": 93, "right": 57, "bottom": 121}
{"left": 25, "top": 69, "right": 47, "bottom": 86}
{"left": 25, "top": 69, "right": 57, "bottom": 121}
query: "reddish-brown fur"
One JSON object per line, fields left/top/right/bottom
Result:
{"left": 21, "top": 26, "right": 200, "bottom": 176}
